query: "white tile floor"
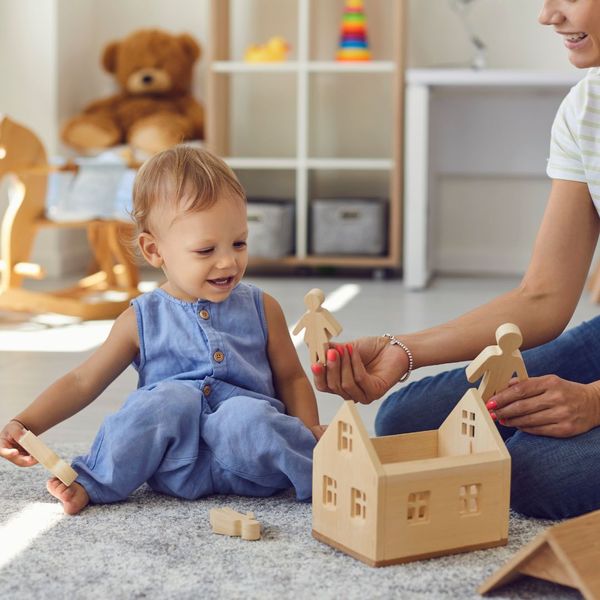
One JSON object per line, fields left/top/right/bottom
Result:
{"left": 1, "top": 273, "right": 598, "bottom": 444}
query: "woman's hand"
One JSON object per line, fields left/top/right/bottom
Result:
{"left": 311, "top": 336, "right": 408, "bottom": 404}
{"left": 0, "top": 420, "right": 38, "bottom": 467}
{"left": 487, "top": 375, "right": 600, "bottom": 438}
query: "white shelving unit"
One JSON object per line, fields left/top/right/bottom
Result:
{"left": 207, "top": 0, "right": 405, "bottom": 271}
{"left": 403, "top": 68, "right": 582, "bottom": 289}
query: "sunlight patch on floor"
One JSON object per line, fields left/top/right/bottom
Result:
{"left": 0, "top": 503, "right": 64, "bottom": 569}
{"left": 0, "top": 320, "right": 113, "bottom": 352}
{"left": 0, "top": 281, "right": 360, "bottom": 353}
{"left": 290, "top": 284, "right": 361, "bottom": 347}
{"left": 0, "top": 280, "right": 161, "bottom": 353}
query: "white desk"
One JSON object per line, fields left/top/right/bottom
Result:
{"left": 403, "top": 69, "right": 582, "bottom": 289}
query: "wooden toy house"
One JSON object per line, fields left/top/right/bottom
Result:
{"left": 312, "top": 388, "right": 511, "bottom": 566}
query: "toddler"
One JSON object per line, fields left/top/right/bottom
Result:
{"left": 0, "top": 146, "right": 323, "bottom": 514}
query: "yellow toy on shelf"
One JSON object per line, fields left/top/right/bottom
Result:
{"left": 244, "top": 36, "right": 290, "bottom": 63}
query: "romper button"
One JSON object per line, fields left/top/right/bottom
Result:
{"left": 213, "top": 351, "right": 225, "bottom": 363}
{"left": 199, "top": 309, "right": 210, "bottom": 320}
{"left": 203, "top": 385, "right": 212, "bottom": 396}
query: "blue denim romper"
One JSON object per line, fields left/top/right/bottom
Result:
{"left": 71, "top": 283, "right": 316, "bottom": 503}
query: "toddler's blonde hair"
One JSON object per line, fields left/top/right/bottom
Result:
{"left": 132, "top": 145, "right": 246, "bottom": 235}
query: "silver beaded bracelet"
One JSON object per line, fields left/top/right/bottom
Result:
{"left": 383, "top": 333, "right": 414, "bottom": 382}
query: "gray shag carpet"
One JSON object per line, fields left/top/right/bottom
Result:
{"left": 0, "top": 444, "right": 581, "bottom": 600}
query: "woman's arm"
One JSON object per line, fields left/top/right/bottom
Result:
{"left": 263, "top": 293, "right": 322, "bottom": 437}
{"left": 316, "top": 179, "right": 600, "bottom": 403}
{"left": 11, "top": 307, "right": 139, "bottom": 435}
{"left": 403, "top": 179, "right": 599, "bottom": 365}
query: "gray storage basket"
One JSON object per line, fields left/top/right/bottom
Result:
{"left": 247, "top": 199, "right": 295, "bottom": 259}
{"left": 311, "top": 198, "right": 387, "bottom": 255}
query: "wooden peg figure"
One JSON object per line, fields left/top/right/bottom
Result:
{"left": 465, "top": 323, "right": 528, "bottom": 402}
{"left": 292, "top": 288, "right": 342, "bottom": 364}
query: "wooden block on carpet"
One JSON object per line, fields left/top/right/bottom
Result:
{"left": 209, "top": 507, "right": 261, "bottom": 541}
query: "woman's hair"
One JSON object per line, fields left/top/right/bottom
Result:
{"left": 131, "top": 145, "right": 246, "bottom": 235}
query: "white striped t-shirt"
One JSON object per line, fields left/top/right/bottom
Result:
{"left": 547, "top": 67, "right": 600, "bottom": 215}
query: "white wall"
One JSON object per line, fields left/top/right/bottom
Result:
{"left": 0, "top": 0, "right": 587, "bottom": 277}
{"left": 408, "top": 0, "right": 573, "bottom": 71}
{"left": 0, "top": 0, "right": 86, "bottom": 277}
{"left": 0, "top": 0, "right": 58, "bottom": 150}
{"left": 407, "top": 0, "right": 580, "bottom": 276}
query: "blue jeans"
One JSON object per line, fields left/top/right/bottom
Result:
{"left": 375, "top": 316, "right": 600, "bottom": 520}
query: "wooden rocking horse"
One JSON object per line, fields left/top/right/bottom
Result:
{"left": 0, "top": 115, "right": 140, "bottom": 319}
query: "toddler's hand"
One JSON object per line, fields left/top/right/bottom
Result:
{"left": 310, "top": 424, "right": 327, "bottom": 440}
{"left": 0, "top": 420, "right": 38, "bottom": 467}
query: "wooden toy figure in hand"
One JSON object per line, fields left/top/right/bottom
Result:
{"left": 293, "top": 288, "right": 342, "bottom": 364}
{"left": 465, "top": 323, "right": 528, "bottom": 402}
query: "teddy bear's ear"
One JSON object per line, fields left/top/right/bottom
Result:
{"left": 102, "top": 41, "right": 120, "bottom": 74}
{"left": 178, "top": 34, "right": 201, "bottom": 63}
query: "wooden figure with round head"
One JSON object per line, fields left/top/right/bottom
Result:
{"left": 293, "top": 288, "right": 342, "bottom": 364}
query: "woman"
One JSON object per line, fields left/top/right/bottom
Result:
{"left": 313, "top": 0, "right": 600, "bottom": 520}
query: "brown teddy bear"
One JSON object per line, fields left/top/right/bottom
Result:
{"left": 62, "top": 29, "right": 204, "bottom": 155}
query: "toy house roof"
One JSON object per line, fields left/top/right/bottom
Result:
{"left": 479, "top": 509, "right": 600, "bottom": 599}
{"left": 324, "top": 400, "right": 385, "bottom": 476}
{"left": 326, "top": 388, "right": 508, "bottom": 476}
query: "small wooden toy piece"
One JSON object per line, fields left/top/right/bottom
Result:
{"left": 465, "top": 323, "right": 528, "bottom": 402}
{"left": 312, "top": 386, "right": 510, "bottom": 566}
{"left": 292, "top": 288, "right": 342, "bottom": 364}
{"left": 209, "top": 507, "right": 261, "bottom": 541}
{"left": 479, "top": 508, "right": 600, "bottom": 599}
{"left": 244, "top": 36, "right": 290, "bottom": 62}
{"left": 17, "top": 429, "right": 78, "bottom": 486}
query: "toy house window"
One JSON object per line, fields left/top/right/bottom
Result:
{"left": 350, "top": 487, "right": 367, "bottom": 519}
{"left": 459, "top": 483, "right": 481, "bottom": 515}
{"left": 338, "top": 421, "right": 353, "bottom": 452}
{"left": 323, "top": 476, "right": 337, "bottom": 507}
{"left": 461, "top": 410, "right": 476, "bottom": 438}
{"left": 407, "top": 491, "right": 430, "bottom": 523}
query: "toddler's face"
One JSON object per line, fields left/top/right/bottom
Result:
{"left": 146, "top": 193, "right": 248, "bottom": 303}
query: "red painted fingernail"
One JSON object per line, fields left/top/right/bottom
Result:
{"left": 311, "top": 364, "right": 323, "bottom": 375}
{"left": 335, "top": 344, "right": 345, "bottom": 357}
{"left": 486, "top": 400, "right": 497, "bottom": 410}
{"left": 346, "top": 344, "right": 353, "bottom": 356}
{"left": 499, "top": 419, "right": 507, "bottom": 426}
{"left": 327, "top": 349, "right": 338, "bottom": 362}
{"left": 490, "top": 412, "right": 497, "bottom": 421}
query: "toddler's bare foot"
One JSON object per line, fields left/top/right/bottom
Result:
{"left": 46, "top": 477, "right": 89, "bottom": 515}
